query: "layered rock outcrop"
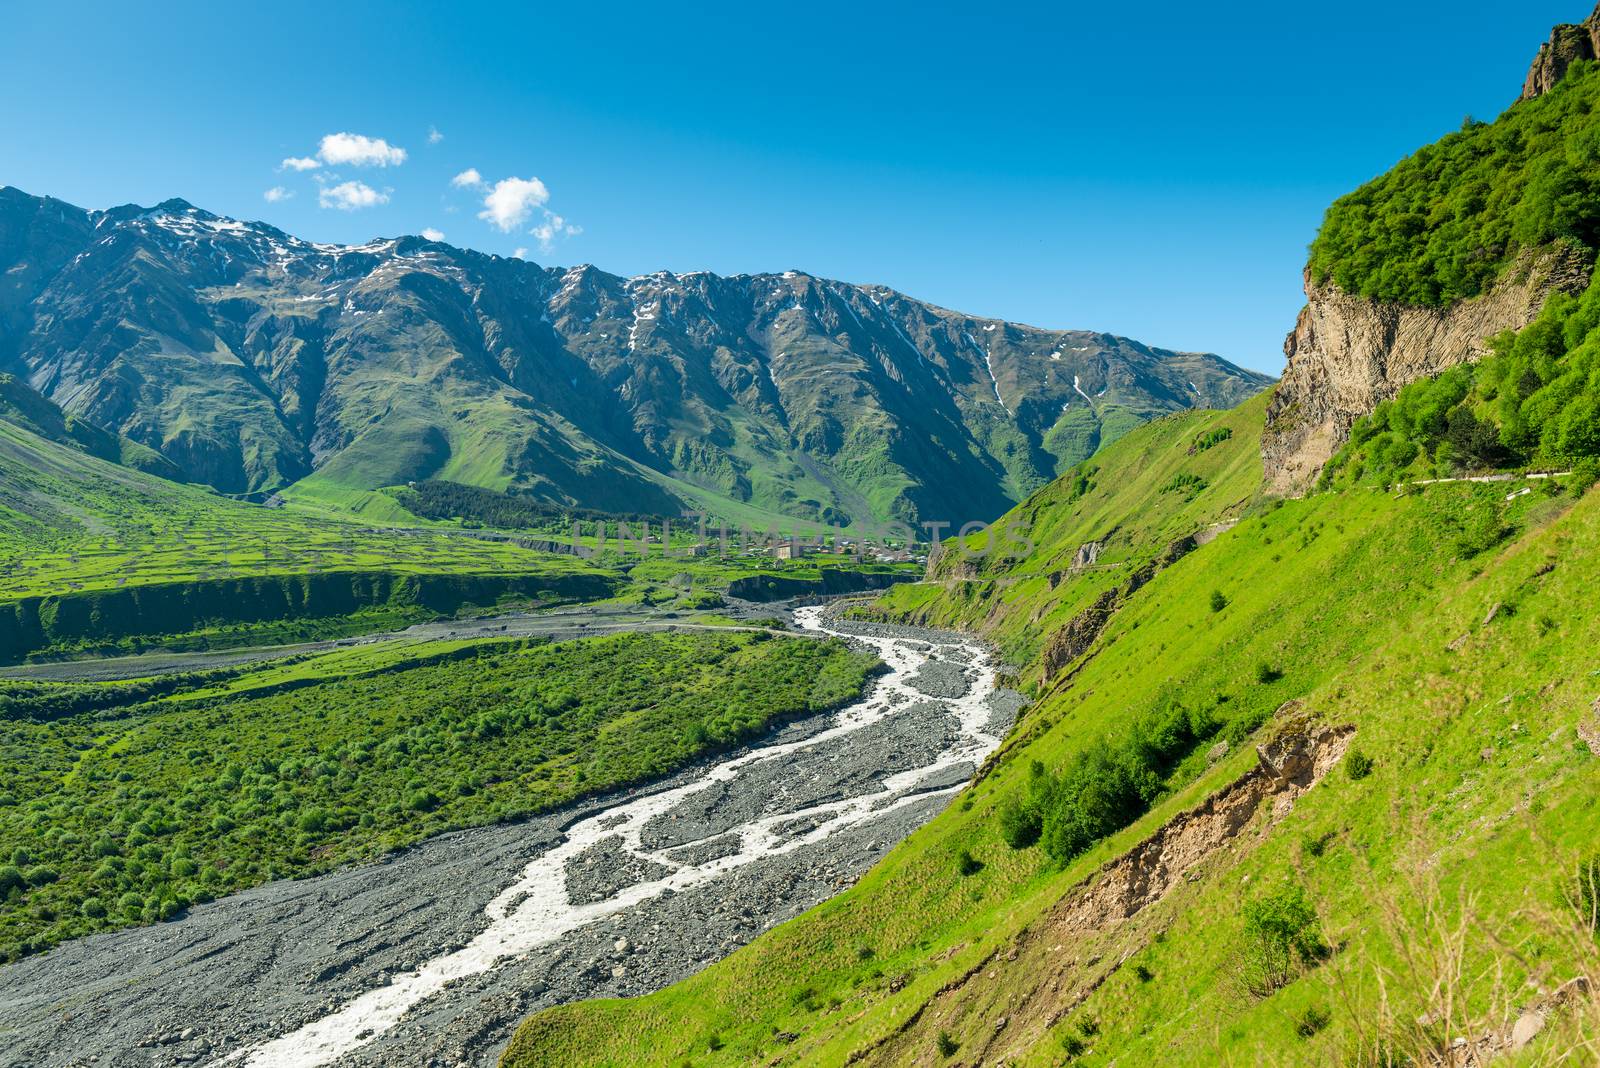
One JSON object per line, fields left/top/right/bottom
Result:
{"left": 1260, "top": 245, "right": 1591, "bottom": 495}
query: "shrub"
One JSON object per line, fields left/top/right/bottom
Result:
{"left": 999, "top": 797, "right": 1042, "bottom": 849}
{"left": 1161, "top": 472, "right": 1207, "bottom": 497}
{"left": 956, "top": 849, "right": 983, "bottom": 877}
{"left": 1574, "top": 456, "right": 1600, "bottom": 497}
{"left": 1300, "top": 832, "right": 1333, "bottom": 860}
{"left": 1345, "top": 749, "right": 1374, "bottom": 781}
{"left": 1240, "top": 883, "right": 1329, "bottom": 996}
{"left": 405, "top": 789, "right": 440, "bottom": 812}
{"left": 1017, "top": 700, "right": 1222, "bottom": 867}
{"left": 1255, "top": 662, "right": 1283, "bottom": 684}
{"left": 0, "top": 864, "right": 23, "bottom": 896}
{"left": 936, "top": 1031, "right": 959, "bottom": 1057}
{"left": 1295, "top": 1003, "right": 1332, "bottom": 1038}
{"left": 24, "top": 865, "right": 59, "bottom": 887}
{"left": 1209, "top": 590, "right": 1229, "bottom": 613}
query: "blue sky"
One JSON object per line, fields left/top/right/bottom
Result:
{"left": 0, "top": 1, "right": 1575, "bottom": 373}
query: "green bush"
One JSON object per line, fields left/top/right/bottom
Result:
{"left": 1573, "top": 456, "right": 1600, "bottom": 497}
{"left": 936, "top": 1030, "right": 959, "bottom": 1057}
{"left": 1345, "top": 749, "right": 1375, "bottom": 781}
{"left": 956, "top": 849, "right": 983, "bottom": 877}
{"left": 1240, "top": 883, "right": 1329, "bottom": 996}
{"left": 1294, "top": 1003, "right": 1332, "bottom": 1038}
{"left": 1210, "top": 590, "right": 1229, "bottom": 613}
{"left": 998, "top": 795, "right": 1042, "bottom": 849}
{"left": 1001, "top": 700, "right": 1221, "bottom": 866}
{"left": 1161, "top": 472, "right": 1207, "bottom": 497}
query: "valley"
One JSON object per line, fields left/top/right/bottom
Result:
{"left": 5, "top": 4, "right": 1600, "bottom": 1066}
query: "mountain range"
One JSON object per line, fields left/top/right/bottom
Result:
{"left": 0, "top": 187, "right": 1270, "bottom": 528}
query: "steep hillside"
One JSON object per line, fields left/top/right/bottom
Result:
{"left": 0, "top": 186, "right": 1269, "bottom": 527}
{"left": 0, "top": 373, "right": 177, "bottom": 479}
{"left": 503, "top": 390, "right": 1600, "bottom": 1068}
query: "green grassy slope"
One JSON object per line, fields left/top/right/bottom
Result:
{"left": 0, "top": 413, "right": 598, "bottom": 602}
{"left": 0, "top": 629, "right": 878, "bottom": 961}
{"left": 0, "top": 374, "right": 177, "bottom": 479}
{"left": 502, "top": 399, "right": 1600, "bottom": 1066}
{"left": 864, "top": 393, "right": 1269, "bottom": 667}
{"left": 0, "top": 411, "right": 642, "bottom": 661}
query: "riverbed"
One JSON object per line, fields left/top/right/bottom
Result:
{"left": 0, "top": 608, "right": 1021, "bottom": 1068}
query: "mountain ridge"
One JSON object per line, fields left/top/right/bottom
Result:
{"left": 0, "top": 186, "right": 1271, "bottom": 528}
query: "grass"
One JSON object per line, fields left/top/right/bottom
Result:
{"left": 0, "top": 629, "right": 878, "bottom": 961}
{"left": 1, "top": 411, "right": 912, "bottom": 663}
{"left": 860, "top": 393, "right": 1271, "bottom": 668}
{"left": 0, "top": 415, "right": 604, "bottom": 603}
{"left": 500, "top": 394, "right": 1600, "bottom": 1067}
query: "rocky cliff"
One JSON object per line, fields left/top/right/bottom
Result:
{"left": 1261, "top": 246, "right": 1591, "bottom": 494}
{"left": 1520, "top": 4, "right": 1600, "bottom": 101}
{"left": 1262, "top": 5, "right": 1600, "bottom": 495}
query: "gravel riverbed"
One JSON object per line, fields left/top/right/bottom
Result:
{"left": 0, "top": 608, "right": 1021, "bottom": 1068}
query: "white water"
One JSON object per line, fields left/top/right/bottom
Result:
{"left": 217, "top": 607, "right": 1001, "bottom": 1067}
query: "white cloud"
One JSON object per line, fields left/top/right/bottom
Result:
{"left": 450, "top": 167, "right": 484, "bottom": 189}
{"left": 421, "top": 227, "right": 445, "bottom": 241}
{"left": 316, "top": 132, "right": 407, "bottom": 167}
{"left": 478, "top": 176, "right": 549, "bottom": 232}
{"left": 531, "top": 211, "right": 582, "bottom": 252}
{"left": 512, "top": 247, "right": 529, "bottom": 260}
{"left": 318, "top": 180, "right": 389, "bottom": 211}
{"left": 427, "top": 125, "right": 443, "bottom": 145}
{"left": 263, "top": 186, "right": 293, "bottom": 203}
{"left": 531, "top": 214, "right": 588, "bottom": 254}
{"left": 280, "top": 156, "right": 320, "bottom": 172}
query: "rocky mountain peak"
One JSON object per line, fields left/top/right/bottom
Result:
{"left": 1519, "top": 3, "right": 1600, "bottom": 101}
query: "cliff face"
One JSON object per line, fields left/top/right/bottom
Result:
{"left": 1260, "top": 246, "right": 1591, "bottom": 494}
{"left": 1520, "top": 5, "right": 1600, "bottom": 101}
